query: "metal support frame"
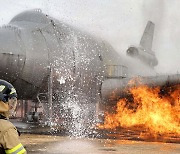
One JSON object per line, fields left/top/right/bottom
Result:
{"left": 48, "top": 66, "right": 53, "bottom": 124}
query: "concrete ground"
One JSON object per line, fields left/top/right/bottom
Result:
{"left": 20, "top": 134, "right": 180, "bottom": 154}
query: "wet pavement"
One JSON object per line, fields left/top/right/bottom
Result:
{"left": 13, "top": 120, "right": 180, "bottom": 144}
{"left": 21, "top": 134, "right": 180, "bottom": 154}
{"left": 11, "top": 120, "right": 180, "bottom": 153}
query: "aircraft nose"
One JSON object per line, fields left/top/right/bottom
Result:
{"left": 0, "top": 26, "right": 25, "bottom": 81}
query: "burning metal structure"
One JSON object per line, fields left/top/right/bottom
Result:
{"left": 0, "top": 9, "right": 180, "bottom": 137}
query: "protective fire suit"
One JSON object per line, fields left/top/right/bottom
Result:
{"left": 0, "top": 116, "right": 26, "bottom": 154}
{"left": 0, "top": 79, "right": 26, "bottom": 154}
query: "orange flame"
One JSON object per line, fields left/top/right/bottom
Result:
{"left": 99, "top": 84, "right": 180, "bottom": 136}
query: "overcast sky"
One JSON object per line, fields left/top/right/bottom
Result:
{"left": 0, "top": 0, "right": 179, "bottom": 74}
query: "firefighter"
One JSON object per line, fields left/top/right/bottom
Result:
{"left": 0, "top": 79, "right": 26, "bottom": 154}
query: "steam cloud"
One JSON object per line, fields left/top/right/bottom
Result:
{"left": 0, "top": 0, "right": 179, "bottom": 74}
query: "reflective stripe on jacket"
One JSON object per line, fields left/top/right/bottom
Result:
{"left": 5, "top": 143, "right": 26, "bottom": 154}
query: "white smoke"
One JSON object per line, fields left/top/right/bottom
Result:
{"left": 142, "top": 0, "right": 180, "bottom": 74}
{"left": 0, "top": 0, "right": 179, "bottom": 73}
